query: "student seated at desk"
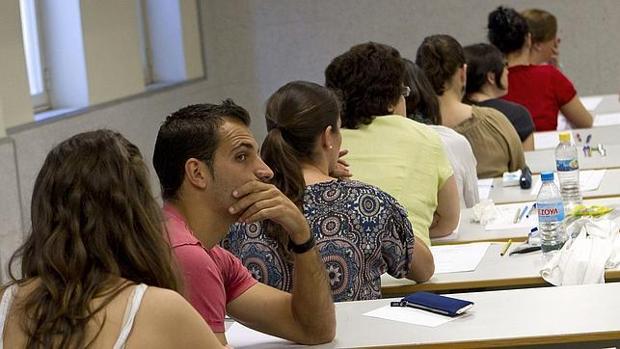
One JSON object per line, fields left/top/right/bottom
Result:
{"left": 325, "top": 42, "right": 460, "bottom": 244}
{"left": 487, "top": 6, "right": 593, "bottom": 131}
{"left": 416, "top": 34, "right": 526, "bottom": 179}
{"left": 463, "top": 43, "right": 535, "bottom": 151}
{"left": 521, "top": 8, "right": 561, "bottom": 67}
{"left": 403, "top": 59, "right": 480, "bottom": 208}
{"left": 0, "top": 130, "right": 224, "bottom": 348}
{"left": 152, "top": 101, "right": 335, "bottom": 346}
{"left": 225, "top": 81, "right": 434, "bottom": 302}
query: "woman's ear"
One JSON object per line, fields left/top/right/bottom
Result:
{"left": 322, "top": 125, "right": 334, "bottom": 150}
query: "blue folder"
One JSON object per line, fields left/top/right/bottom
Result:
{"left": 391, "top": 292, "right": 474, "bottom": 317}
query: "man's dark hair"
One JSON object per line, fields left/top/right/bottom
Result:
{"left": 325, "top": 42, "right": 405, "bottom": 129}
{"left": 152, "top": 99, "right": 251, "bottom": 200}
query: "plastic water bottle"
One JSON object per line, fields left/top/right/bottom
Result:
{"left": 555, "top": 132, "right": 582, "bottom": 212}
{"left": 537, "top": 172, "right": 567, "bottom": 255}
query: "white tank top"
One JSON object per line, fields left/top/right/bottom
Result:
{"left": 0, "top": 283, "right": 148, "bottom": 349}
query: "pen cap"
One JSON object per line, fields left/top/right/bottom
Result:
{"left": 540, "top": 171, "right": 554, "bottom": 182}
{"left": 559, "top": 132, "right": 571, "bottom": 143}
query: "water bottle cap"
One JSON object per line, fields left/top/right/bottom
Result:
{"left": 540, "top": 171, "right": 554, "bottom": 182}
{"left": 559, "top": 132, "right": 571, "bottom": 143}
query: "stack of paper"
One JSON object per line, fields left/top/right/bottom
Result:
{"left": 485, "top": 202, "right": 538, "bottom": 231}
{"left": 430, "top": 242, "right": 491, "bottom": 274}
{"left": 364, "top": 305, "right": 457, "bottom": 327}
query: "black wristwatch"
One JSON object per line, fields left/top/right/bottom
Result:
{"left": 288, "top": 235, "right": 316, "bottom": 254}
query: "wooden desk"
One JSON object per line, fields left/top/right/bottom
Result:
{"left": 433, "top": 197, "right": 620, "bottom": 245}
{"left": 381, "top": 243, "right": 620, "bottom": 297}
{"left": 230, "top": 283, "right": 620, "bottom": 348}
{"left": 489, "top": 168, "right": 620, "bottom": 204}
{"left": 525, "top": 144, "right": 620, "bottom": 173}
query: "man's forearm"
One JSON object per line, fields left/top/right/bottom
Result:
{"left": 290, "top": 247, "right": 336, "bottom": 344}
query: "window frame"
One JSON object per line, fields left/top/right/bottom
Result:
{"left": 19, "top": 0, "right": 50, "bottom": 112}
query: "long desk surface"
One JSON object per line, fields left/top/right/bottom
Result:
{"left": 380, "top": 243, "right": 620, "bottom": 297}
{"left": 488, "top": 167, "right": 620, "bottom": 204}
{"left": 525, "top": 144, "right": 620, "bottom": 173}
{"left": 230, "top": 283, "right": 620, "bottom": 348}
{"left": 534, "top": 125, "right": 620, "bottom": 150}
{"left": 433, "top": 197, "right": 620, "bottom": 245}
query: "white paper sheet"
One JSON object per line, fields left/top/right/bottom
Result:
{"left": 529, "top": 170, "right": 606, "bottom": 195}
{"left": 363, "top": 305, "right": 457, "bottom": 327}
{"left": 227, "top": 322, "right": 300, "bottom": 349}
{"left": 534, "top": 131, "right": 560, "bottom": 150}
{"left": 430, "top": 242, "right": 491, "bottom": 274}
{"left": 484, "top": 202, "right": 538, "bottom": 230}
{"left": 477, "top": 178, "right": 494, "bottom": 200}
{"left": 594, "top": 112, "right": 620, "bottom": 127}
{"left": 580, "top": 96, "right": 603, "bottom": 111}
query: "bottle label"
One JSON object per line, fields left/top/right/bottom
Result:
{"left": 537, "top": 202, "right": 565, "bottom": 223}
{"left": 556, "top": 158, "right": 579, "bottom": 172}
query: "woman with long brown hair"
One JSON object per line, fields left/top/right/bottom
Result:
{"left": 224, "top": 81, "right": 434, "bottom": 302}
{"left": 0, "top": 130, "right": 223, "bottom": 348}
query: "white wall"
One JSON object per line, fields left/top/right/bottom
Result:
{"left": 0, "top": 139, "right": 22, "bottom": 282}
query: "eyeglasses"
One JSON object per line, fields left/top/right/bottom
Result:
{"left": 401, "top": 86, "right": 411, "bottom": 97}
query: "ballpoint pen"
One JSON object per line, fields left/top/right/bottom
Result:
{"left": 525, "top": 203, "right": 536, "bottom": 218}
{"left": 517, "top": 204, "right": 528, "bottom": 222}
{"left": 509, "top": 244, "right": 542, "bottom": 256}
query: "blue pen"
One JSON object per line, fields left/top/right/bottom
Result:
{"left": 517, "top": 204, "right": 528, "bottom": 222}
{"left": 525, "top": 203, "right": 536, "bottom": 218}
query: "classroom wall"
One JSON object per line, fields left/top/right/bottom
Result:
{"left": 3, "top": 0, "right": 619, "bottom": 262}
{"left": 0, "top": 139, "right": 23, "bottom": 283}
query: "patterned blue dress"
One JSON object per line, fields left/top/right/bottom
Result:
{"left": 223, "top": 179, "right": 416, "bottom": 302}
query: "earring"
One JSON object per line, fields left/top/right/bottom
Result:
{"left": 329, "top": 145, "right": 333, "bottom": 149}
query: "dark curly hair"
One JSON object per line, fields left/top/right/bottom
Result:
{"left": 324, "top": 42, "right": 405, "bottom": 129}
{"left": 415, "top": 34, "right": 465, "bottom": 96}
{"left": 488, "top": 6, "right": 530, "bottom": 54}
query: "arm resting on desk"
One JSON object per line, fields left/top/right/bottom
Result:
{"left": 430, "top": 175, "right": 460, "bottom": 238}
{"left": 560, "top": 95, "right": 593, "bottom": 129}
{"left": 407, "top": 238, "right": 435, "bottom": 282}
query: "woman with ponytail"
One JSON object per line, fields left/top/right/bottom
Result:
{"left": 0, "top": 130, "right": 223, "bottom": 348}
{"left": 224, "top": 81, "right": 434, "bottom": 302}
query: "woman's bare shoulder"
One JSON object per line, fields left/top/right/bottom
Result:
{"left": 129, "top": 286, "right": 224, "bottom": 348}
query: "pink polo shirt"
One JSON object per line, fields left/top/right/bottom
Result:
{"left": 164, "top": 203, "right": 257, "bottom": 333}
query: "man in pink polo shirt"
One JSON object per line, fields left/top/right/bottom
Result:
{"left": 152, "top": 100, "right": 335, "bottom": 346}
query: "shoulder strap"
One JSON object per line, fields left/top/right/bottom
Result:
{"left": 0, "top": 285, "right": 17, "bottom": 349}
{"left": 112, "top": 284, "right": 148, "bottom": 349}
